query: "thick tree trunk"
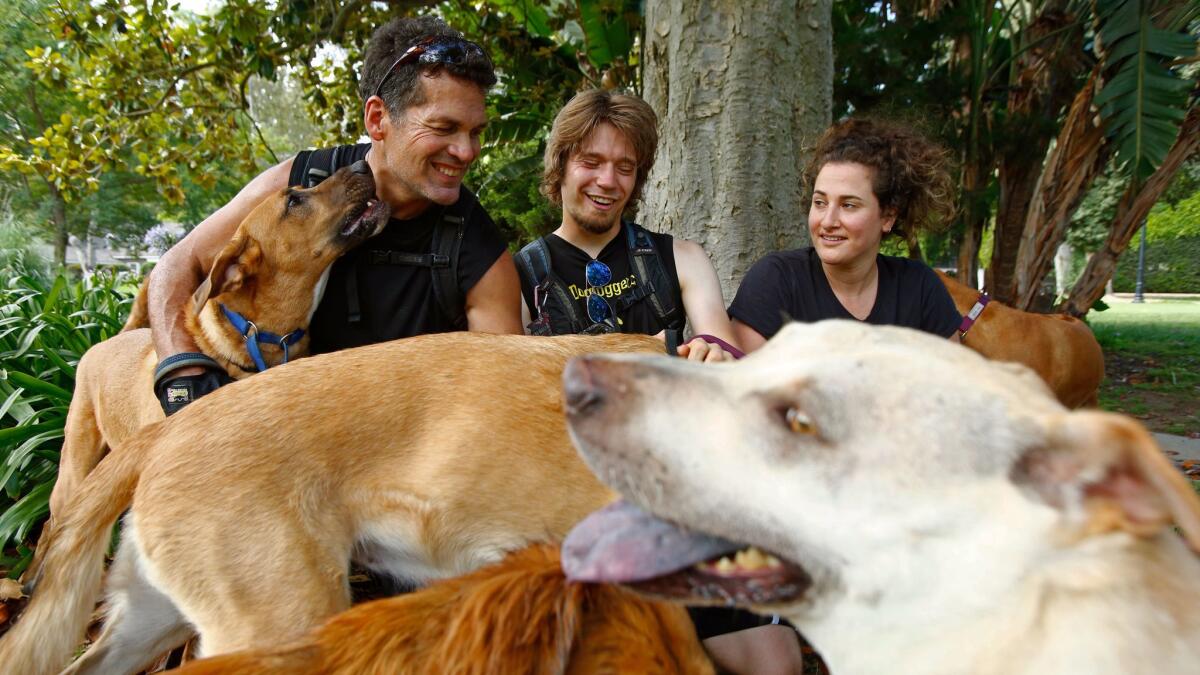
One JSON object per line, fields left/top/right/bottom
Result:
{"left": 955, "top": 217, "right": 983, "bottom": 287}
{"left": 1062, "top": 106, "right": 1200, "bottom": 318}
{"left": 640, "top": 0, "right": 833, "bottom": 301}
{"left": 955, "top": 157, "right": 991, "bottom": 287}
{"left": 1011, "top": 71, "right": 1106, "bottom": 310}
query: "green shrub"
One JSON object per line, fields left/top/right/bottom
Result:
{"left": 0, "top": 264, "right": 137, "bottom": 577}
{"left": 1112, "top": 193, "right": 1200, "bottom": 293}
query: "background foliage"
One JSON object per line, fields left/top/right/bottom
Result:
{"left": 0, "top": 265, "right": 135, "bottom": 575}
{"left": 1112, "top": 188, "right": 1200, "bottom": 293}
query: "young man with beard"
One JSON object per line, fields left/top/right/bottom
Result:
{"left": 517, "top": 89, "right": 799, "bottom": 673}
{"left": 147, "top": 17, "right": 522, "bottom": 414}
{"left": 516, "top": 89, "right": 738, "bottom": 363}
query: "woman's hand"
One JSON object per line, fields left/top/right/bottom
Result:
{"left": 677, "top": 337, "right": 733, "bottom": 363}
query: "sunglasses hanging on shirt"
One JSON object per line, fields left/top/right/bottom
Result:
{"left": 584, "top": 259, "right": 615, "bottom": 327}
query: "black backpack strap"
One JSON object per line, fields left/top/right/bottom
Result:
{"left": 289, "top": 147, "right": 365, "bottom": 322}
{"left": 429, "top": 200, "right": 469, "bottom": 330}
{"left": 625, "top": 222, "right": 684, "bottom": 330}
{"left": 513, "top": 239, "right": 551, "bottom": 304}
{"left": 514, "top": 238, "right": 591, "bottom": 335}
{"left": 288, "top": 146, "right": 343, "bottom": 188}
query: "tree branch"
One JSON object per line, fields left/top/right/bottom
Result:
{"left": 122, "top": 61, "right": 221, "bottom": 118}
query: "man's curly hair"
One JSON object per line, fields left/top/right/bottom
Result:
{"left": 359, "top": 17, "right": 496, "bottom": 116}
{"left": 804, "top": 119, "right": 957, "bottom": 238}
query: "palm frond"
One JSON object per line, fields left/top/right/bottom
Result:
{"left": 1093, "top": 0, "right": 1196, "bottom": 182}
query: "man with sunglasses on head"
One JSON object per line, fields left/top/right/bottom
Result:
{"left": 145, "top": 17, "right": 522, "bottom": 415}
{"left": 515, "top": 89, "right": 738, "bottom": 363}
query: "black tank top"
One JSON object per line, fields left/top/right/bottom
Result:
{"left": 531, "top": 230, "right": 683, "bottom": 335}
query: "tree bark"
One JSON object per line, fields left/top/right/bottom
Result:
{"left": 640, "top": 0, "right": 832, "bottom": 301}
{"left": 987, "top": 4, "right": 1087, "bottom": 302}
{"left": 955, "top": 156, "right": 991, "bottom": 287}
{"left": 1011, "top": 71, "right": 1106, "bottom": 310}
{"left": 1062, "top": 106, "right": 1200, "bottom": 318}
{"left": 48, "top": 183, "right": 68, "bottom": 267}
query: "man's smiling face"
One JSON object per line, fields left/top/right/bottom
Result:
{"left": 560, "top": 122, "right": 638, "bottom": 235}
{"left": 382, "top": 71, "right": 488, "bottom": 209}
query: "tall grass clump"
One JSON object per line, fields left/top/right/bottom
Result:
{"left": 0, "top": 262, "right": 138, "bottom": 577}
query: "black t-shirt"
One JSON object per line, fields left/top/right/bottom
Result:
{"left": 519, "top": 229, "right": 683, "bottom": 335}
{"left": 293, "top": 143, "right": 508, "bottom": 353}
{"left": 728, "top": 246, "right": 961, "bottom": 339}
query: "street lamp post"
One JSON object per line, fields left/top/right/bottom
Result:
{"left": 1133, "top": 219, "right": 1148, "bottom": 304}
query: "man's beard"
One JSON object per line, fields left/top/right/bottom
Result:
{"left": 568, "top": 204, "right": 621, "bottom": 235}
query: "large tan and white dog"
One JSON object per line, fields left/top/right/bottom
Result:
{"left": 562, "top": 320, "right": 1200, "bottom": 675}
{"left": 0, "top": 332, "right": 663, "bottom": 675}
{"left": 44, "top": 161, "right": 388, "bottom": 527}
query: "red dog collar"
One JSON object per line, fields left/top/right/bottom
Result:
{"left": 957, "top": 293, "right": 990, "bottom": 340}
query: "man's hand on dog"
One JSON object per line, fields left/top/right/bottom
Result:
{"left": 155, "top": 366, "right": 234, "bottom": 416}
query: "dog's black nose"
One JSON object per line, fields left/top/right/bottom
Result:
{"left": 349, "top": 160, "right": 370, "bottom": 175}
{"left": 563, "top": 357, "right": 605, "bottom": 415}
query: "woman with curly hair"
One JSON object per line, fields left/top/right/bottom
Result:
{"left": 729, "top": 118, "right": 962, "bottom": 351}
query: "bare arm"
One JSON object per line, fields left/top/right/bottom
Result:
{"left": 673, "top": 239, "right": 740, "bottom": 362}
{"left": 731, "top": 319, "right": 769, "bottom": 353}
{"left": 465, "top": 252, "right": 524, "bottom": 334}
{"left": 148, "top": 159, "right": 294, "bottom": 372}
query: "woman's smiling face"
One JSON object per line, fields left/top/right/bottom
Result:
{"left": 808, "top": 162, "right": 896, "bottom": 268}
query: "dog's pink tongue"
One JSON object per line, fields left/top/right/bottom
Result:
{"left": 562, "top": 500, "right": 740, "bottom": 583}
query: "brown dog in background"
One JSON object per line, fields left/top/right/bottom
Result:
{"left": 937, "top": 271, "right": 1104, "bottom": 407}
{"left": 175, "top": 544, "right": 713, "bottom": 675}
{"left": 29, "top": 163, "right": 388, "bottom": 581}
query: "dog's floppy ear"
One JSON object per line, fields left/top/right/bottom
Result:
{"left": 191, "top": 235, "right": 262, "bottom": 315}
{"left": 1013, "top": 410, "right": 1200, "bottom": 552}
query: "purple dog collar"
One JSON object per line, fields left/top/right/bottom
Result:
{"left": 957, "top": 293, "right": 990, "bottom": 340}
{"left": 692, "top": 334, "right": 746, "bottom": 360}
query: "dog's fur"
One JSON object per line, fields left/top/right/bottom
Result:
{"left": 937, "top": 270, "right": 1104, "bottom": 408}
{"left": 0, "top": 332, "right": 664, "bottom": 675}
{"left": 173, "top": 543, "right": 713, "bottom": 675}
{"left": 43, "top": 164, "right": 387, "bottom": 538}
{"left": 562, "top": 320, "right": 1200, "bottom": 675}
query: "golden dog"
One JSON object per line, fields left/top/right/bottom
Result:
{"left": 174, "top": 543, "right": 713, "bottom": 675}
{"left": 36, "top": 162, "right": 388, "bottom": 559}
{"left": 562, "top": 321, "right": 1200, "bottom": 675}
{"left": 0, "top": 332, "right": 663, "bottom": 675}
{"left": 937, "top": 271, "right": 1104, "bottom": 408}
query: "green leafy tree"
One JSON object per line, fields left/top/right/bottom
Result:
{"left": 1, "top": 0, "right": 647, "bottom": 264}
{"left": 832, "top": 0, "right": 1196, "bottom": 317}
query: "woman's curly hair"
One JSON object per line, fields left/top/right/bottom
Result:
{"left": 804, "top": 118, "right": 957, "bottom": 239}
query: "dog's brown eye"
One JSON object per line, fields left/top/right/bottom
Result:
{"left": 286, "top": 192, "right": 305, "bottom": 210}
{"left": 785, "top": 407, "right": 816, "bottom": 435}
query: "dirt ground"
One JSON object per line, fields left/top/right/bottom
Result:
{"left": 1101, "top": 350, "right": 1200, "bottom": 438}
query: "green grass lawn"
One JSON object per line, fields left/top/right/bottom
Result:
{"left": 1089, "top": 297, "right": 1199, "bottom": 436}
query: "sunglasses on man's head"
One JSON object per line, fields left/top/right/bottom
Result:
{"left": 370, "top": 36, "right": 489, "bottom": 101}
{"left": 585, "top": 259, "right": 615, "bottom": 326}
